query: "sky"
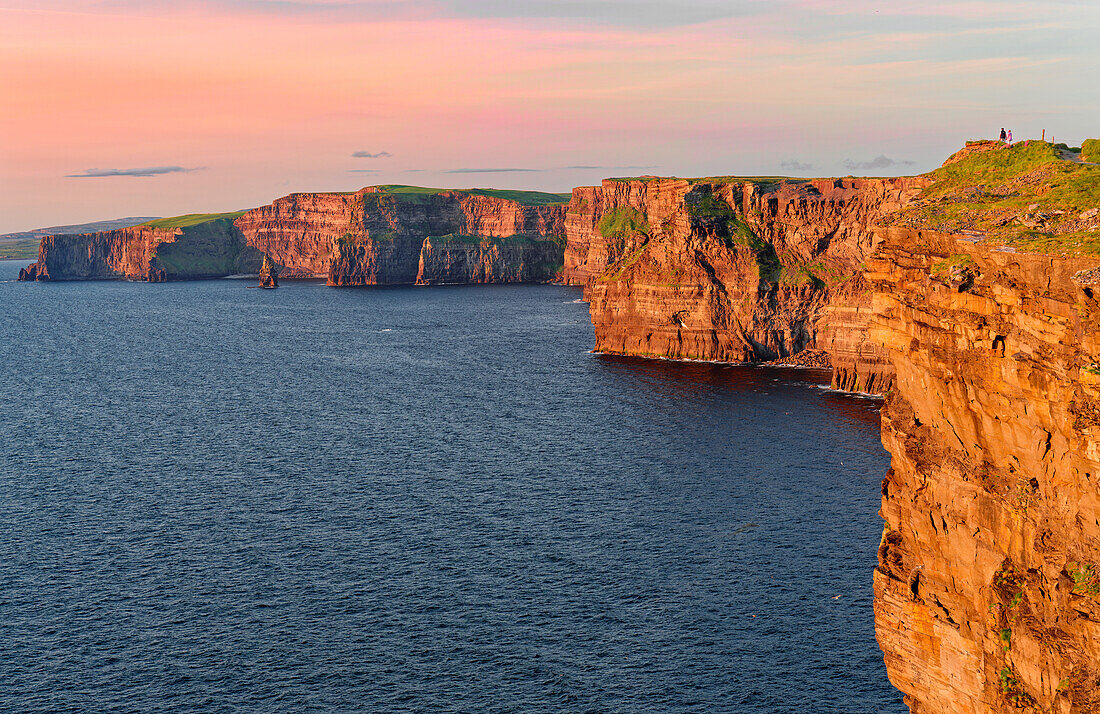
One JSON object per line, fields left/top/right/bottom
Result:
{"left": 1, "top": 0, "right": 1099, "bottom": 232}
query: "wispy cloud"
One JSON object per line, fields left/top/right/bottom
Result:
{"left": 66, "top": 166, "right": 202, "bottom": 178}
{"left": 348, "top": 168, "right": 382, "bottom": 173}
{"left": 444, "top": 167, "right": 541, "bottom": 173}
{"left": 352, "top": 150, "right": 392, "bottom": 158}
{"left": 780, "top": 160, "right": 813, "bottom": 171}
{"left": 843, "top": 155, "right": 915, "bottom": 171}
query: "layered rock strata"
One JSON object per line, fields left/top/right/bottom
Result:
{"left": 564, "top": 177, "right": 927, "bottom": 392}
{"left": 871, "top": 229, "right": 1100, "bottom": 713}
{"left": 315, "top": 190, "right": 565, "bottom": 286}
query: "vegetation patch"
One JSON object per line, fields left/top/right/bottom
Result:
{"left": 931, "top": 253, "right": 977, "bottom": 277}
{"left": 152, "top": 222, "right": 249, "bottom": 277}
{"left": 1068, "top": 562, "right": 1100, "bottom": 597}
{"left": 999, "top": 667, "right": 1036, "bottom": 708}
{"left": 891, "top": 140, "right": 1100, "bottom": 255}
{"left": 596, "top": 206, "right": 649, "bottom": 241}
{"left": 0, "top": 237, "right": 42, "bottom": 260}
{"left": 1082, "top": 139, "right": 1100, "bottom": 164}
{"left": 777, "top": 263, "right": 825, "bottom": 288}
{"left": 596, "top": 242, "right": 650, "bottom": 283}
{"left": 143, "top": 212, "right": 248, "bottom": 231}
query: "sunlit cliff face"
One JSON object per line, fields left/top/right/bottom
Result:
{"left": 3, "top": 0, "right": 1097, "bottom": 233}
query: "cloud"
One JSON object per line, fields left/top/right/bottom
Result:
{"left": 444, "top": 167, "right": 542, "bottom": 173}
{"left": 352, "top": 150, "right": 392, "bottom": 158}
{"left": 843, "top": 155, "right": 916, "bottom": 171}
{"left": 66, "top": 166, "right": 202, "bottom": 178}
{"left": 780, "top": 159, "right": 814, "bottom": 171}
{"left": 348, "top": 168, "right": 382, "bottom": 172}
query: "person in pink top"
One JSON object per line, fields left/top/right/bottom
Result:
{"left": 1007, "top": 129, "right": 1013, "bottom": 144}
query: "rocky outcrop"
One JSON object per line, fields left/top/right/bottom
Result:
{"left": 17, "top": 217, "right": 258, "bottom": 281}
{"left": 564, "top": 177, "right": 927, "bottom": 391}
{"left": 258, "top": 254, "right": 279, "bottom": 288}
{"left": 871, "top": 229, "right": 1100, "bottom": 713}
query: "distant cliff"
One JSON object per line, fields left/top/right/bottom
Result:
{"left": 562, "top": 176, "right": 926, "bottom": 392}
{"left": 18, "top": 214, "right": 257, "bottom": 282}
{"left": 235, "top": 186, "right": 566, "bottom": 285}
{"left": 19, "top": 186, "right": 568, "bottom": 286}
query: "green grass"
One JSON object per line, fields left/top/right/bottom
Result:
{"left": 143, "top": 211, "right": 248, "bottom": 230}
{"left": 596, "top": 206, "right": 649, "bottom": 240}
{"left": 931, "top": 253, "right": 977, "bottom": 276}
{"left": 0, "top": 238, "right": 42, "bottom": 260}
{"left": 1069, "top": 562, "right": 1100, "bottom": 596}
{"left": 368, "top": 185, "right": 571, "bottom": 206}
{"left": 895, "top": 140, "right": 1100, "bottom": 254}
{"left": 151, "top": 220, "right": 249, "bottom": 277}
{"left": 1082, "top": 138, "right": 1100, "bottom": 164}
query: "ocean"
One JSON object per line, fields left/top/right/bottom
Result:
{"left": 0, "top": 260, "right": 903, "bottom": 712}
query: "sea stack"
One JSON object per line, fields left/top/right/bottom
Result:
{"left": 258, "top": 254, "right": 279, "bottom": 288}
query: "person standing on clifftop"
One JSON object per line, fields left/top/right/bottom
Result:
{"left": 1000, "top": 128, "right": 1007, "bottom": 142}
{"left": 1007, "top": 129, "right": 1013, "bottom": 144}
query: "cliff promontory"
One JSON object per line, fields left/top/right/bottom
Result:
{"left": 17, "top": 213, "right": 255, "bottom": 282}
{"left": 563, "top": 176, "right": 926, "bottom": 392}
{"left": 867, "top": 140, "right": 1100, "bottom": 713}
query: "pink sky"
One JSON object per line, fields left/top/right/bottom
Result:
{"left": 1, "top": 0, "right": 1097, "bottom": 233}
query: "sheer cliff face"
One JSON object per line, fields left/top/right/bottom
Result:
{"left": 872, "top": 229, "right": 1100, "bottom": 713}
{"left": 234, "top": 192, "right": 359, "bottom": 278}
{"left": 18, "top": 220, "right": 257, "bottom": 282}
{"left": 312, "top": 190, "right": 566, "bottom": 286}
{"left": 565, "top": 177, "right": 925, "bottom": 390}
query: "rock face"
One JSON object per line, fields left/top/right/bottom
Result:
{"left": 563, "top": 177, "right": 927, "bottom": 391}
{"left": 871, "top": 229, "right": 1100, "bottom": 713}
{"left": 20, "top": 187, "right": 567, "bottom": 287}
{"left": 258, "top": 254, "right": 279, "bottom": 288}
{"left": 314, "top": 189, "right": 566, "bottom": 286}
{"left": 17, "top": 218, "right": 258, "bottom": 282}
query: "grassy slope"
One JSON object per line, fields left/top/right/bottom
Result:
{"left": 890, "top": 140, "right": 1100, "bottom": 254}
{"left": 1083, "top": 139, "right": 1100, "bottom": 164}
{"left": 370, "top": 185, "right": 571, "bottom": 206}
{"left": 143, "top": 212, "right": 248, "bottom": 230}
{"left": 0, "top": 238, "right": 42, "bottom": 260}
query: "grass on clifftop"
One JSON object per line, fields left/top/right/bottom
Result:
{"left": 894, "top": 139, "right": 1100, "bottom": 254}
{"left": 143, "top": 212, "right": 248, "bottom": 230}
{"left": 1083, "top": 139, "right": 1100, "bottom": 164}
{"left": 370, "top": 185, "right": 571, "bottom": 206}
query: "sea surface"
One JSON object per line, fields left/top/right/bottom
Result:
{"left": 0, "top": 260, "right": 904, "bottom": 713}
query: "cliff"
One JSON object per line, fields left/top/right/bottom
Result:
{"left": 17, "top": 213, "right": 257, "bottom": 281}
{"left": 564, "top": 176, "right": 926, "bottom": 391}
{"left": 308, "top": 187, "right": 566, "bottom": 285}
{"left": 20, "top": 186, "right": 567, "bottom": 287}
{"left": 871, "top": 229, "right": 1100, "bottom": 713}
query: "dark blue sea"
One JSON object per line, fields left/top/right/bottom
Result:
{"left": 0, "top": 259, "right": 904, "bottom": 713}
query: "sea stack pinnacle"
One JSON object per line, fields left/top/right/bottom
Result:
{"left": 258, "top": 254, "right": 279, "bottom": 288}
